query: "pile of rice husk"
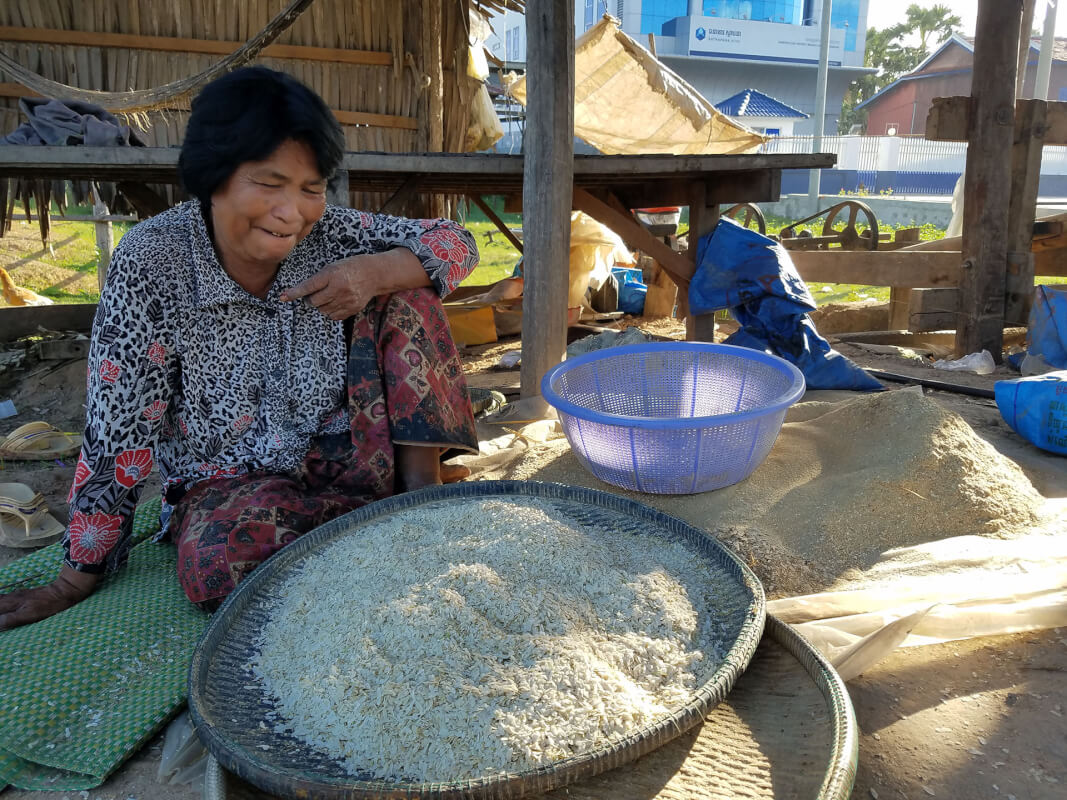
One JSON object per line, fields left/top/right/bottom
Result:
{"left": 470, "top": 388, "right": 1045, "bottom": 597}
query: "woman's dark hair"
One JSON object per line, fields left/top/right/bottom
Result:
{"left": 178, "top": 66, "right": 344, "bottom": 204}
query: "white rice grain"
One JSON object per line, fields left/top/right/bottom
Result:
{"left": 251, "top": 497, "right": 728, "bottom": 782}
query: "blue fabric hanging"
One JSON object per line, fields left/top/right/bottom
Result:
{"left": 689, "top": 217, "right": 883, "bottom": 392}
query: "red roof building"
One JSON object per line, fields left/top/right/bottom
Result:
{"left": 858, "top": 33, "right": 1067, "bottom": 136}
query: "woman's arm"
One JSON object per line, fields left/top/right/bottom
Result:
{"left": 281, "top": 209, "right": 480, "bottom": 319}
{"left": 281, "top": 246, "right": 430, "bottom": 321}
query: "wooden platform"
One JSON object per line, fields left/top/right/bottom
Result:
{"left": 0, "top": 147, "right": 834, "bottom": 207}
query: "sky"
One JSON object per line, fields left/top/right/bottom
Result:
{"left": 866, "top": 1, "right": 1067, "bottom": 40}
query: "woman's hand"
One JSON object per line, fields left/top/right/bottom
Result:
{"left": 0, "top": 566, "right": 100, "bottom": 631}
{"left": 281, "top": 248, "right": 431, "bottom": 320}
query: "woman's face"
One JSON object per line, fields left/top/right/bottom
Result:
{"left": 210, "top": 138, "right": 328, "bottom": 278}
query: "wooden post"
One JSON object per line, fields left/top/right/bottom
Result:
{"left": 422, "top": 0, "right": 444, "bottom": 218}
{"left": 520, "top": 0, "right": 574, "bottom": 403}
{"left": 1005, "top": 99, "right": 1046, "bottom": 325}
{"left": 956, "top": 0, "right": 1024, "bottom": 358}
{"left": 92, "top": 184, "right": 113, "bottom": 292}
{"left": 686, "top": 181, "right": 719, "bottom": 341}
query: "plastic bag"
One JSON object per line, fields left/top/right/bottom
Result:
{"left": 467, "top": 7, "right": 493, "bottom": 81}
{"left": 157, "top": 710, "right": 208, "bottom": 787}
{"left": 464, "top": 83, "right": 503, "bottom": 152}
{"left": 931, "top": 349, "right": 995, "bottom": 375}
{"left": 569, "top": 211, "right": 635, "bottom": 309}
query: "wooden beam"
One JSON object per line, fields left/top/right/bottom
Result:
{"left": 0, "top": 146, "right": 834, "bottom": 183}
{"left": 888, "top": 228, "right": 922, "bottom": 328}
{"left": 0, "top": 81, "right": 41, "bottom": 99}
{"left": 0, "top": 82, "right": 415, "bottom": 130}
{"left": 1005, "top": 99, "right": 1046, "bottom": 324}
{"left": 0, "top": 26, "right": 392, "bottom": 66}
{"left": 908, "top": 288, "right": 960, "bottom": 333}
{"left": 571, "top": 187, "right": 694, "bottom": 285}
{"left": 926, "top": 96, "right": 1067, "bottom": 144}
{"left": 686, "top": 182, "right": 719, "bottom": 342}
{"left": 0, "top": 304, "right": 98, "bottom": 341}
{"left": 378, "top": 175, "right": 422, "bottom": 215}
{"left": 421, "top": 0, "right": 445, "bottom": 217}
{"left": 468, "top": 195, "right": 523, "bottom": 254}
{"left": 10, "top": 213, "right": 137, "bottom": 223}
{"left": 956, "top": 0, "right": 1023, "bottom": 358}
{"left": 788, "top": 251, "right": 963, "bottom": 287}
{"left": 0, "top": 86, "right": 412, "bottom": 132}
{"left": 1033, "top": 248, "right": 1067, "bottom": 276}
{"left": 520, "top": 0, "right": 574, "bottom": 402}
{"left": 331, "top": 110, "right": 419, "bottom": 131}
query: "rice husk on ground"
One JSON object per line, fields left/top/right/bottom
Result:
{"left": 470, "top": 388, "right": 1046, "bottom": 597}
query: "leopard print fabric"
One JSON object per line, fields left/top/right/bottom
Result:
{"left": 64, "top": 201, "right": 479, "bottom": 574}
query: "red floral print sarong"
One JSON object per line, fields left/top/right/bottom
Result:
{"left": 171, "top": 288, "right": 477, "bottom": 610}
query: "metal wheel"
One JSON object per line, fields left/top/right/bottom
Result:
{"left": 723, "top": 203, "right": 766, "bottom": 235}
{"left": 820, "top": 200, "right": 879, "bottom": 250}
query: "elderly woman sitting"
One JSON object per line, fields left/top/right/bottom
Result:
{"left": 0, "top": 66, "right": 480, "bottom": 627}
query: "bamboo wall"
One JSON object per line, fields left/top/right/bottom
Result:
{"left": 0, "top": 0, "right": 505, "bottom": 213}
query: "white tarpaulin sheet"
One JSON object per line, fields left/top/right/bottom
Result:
{"left": 508, "top": 16, "right": 765, "bottom": 156}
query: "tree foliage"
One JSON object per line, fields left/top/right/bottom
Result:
{"left": 839, "top": 4, "right": 963, "bottom": 133}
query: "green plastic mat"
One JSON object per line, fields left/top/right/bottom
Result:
{"left": 0, "top": 498, "right": 209, "bottom": 791}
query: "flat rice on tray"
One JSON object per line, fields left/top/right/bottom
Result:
{"left": 249, "top": 497, "right": 733, "bottom": 782}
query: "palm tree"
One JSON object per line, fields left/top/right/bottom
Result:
{"left": 905, "top": 3, "right": 963, "bottom": 57}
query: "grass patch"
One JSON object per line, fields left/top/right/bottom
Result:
{"left": 8, "top": 199, "right": 1061, "bottom": 309}
{"left": 461, "top": 220, "right": 521, "bottom": 286}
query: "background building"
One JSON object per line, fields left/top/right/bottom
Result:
{"left": 859, "top": 34, "right": 1067, "bottom": 136}
{"left": 714, "top": 87, "right": 809, "bottom": 136}
{"left": 486, "top": 1, "right": 873, "bottom": 137}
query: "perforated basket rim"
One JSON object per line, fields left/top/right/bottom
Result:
{"left": 541, "top": 342, "right": 806, "bottom": 430}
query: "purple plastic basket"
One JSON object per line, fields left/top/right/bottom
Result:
{"left": 541, "top": 342, "right": 805, "bottom": 494}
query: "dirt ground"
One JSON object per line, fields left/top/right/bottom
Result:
{"left": 0, "top": 313, "right": 1065, "bottom": 799}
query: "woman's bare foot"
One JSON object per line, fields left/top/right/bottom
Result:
{"left": 440, "top": 463, "right": 471, "bottom": 484}
{"left": 396, "top": 446, "right": 471, "bottom": 491}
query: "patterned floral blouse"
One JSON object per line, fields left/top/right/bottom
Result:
{"left": 64, "top": 201, "right": 478, "bottom": 574}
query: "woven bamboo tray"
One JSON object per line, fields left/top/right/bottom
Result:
{"left": 205, "top": 615, "right": 856, "bottom": 800}
{"left": 188, "top": 481, "right": 765, "bottom": 799}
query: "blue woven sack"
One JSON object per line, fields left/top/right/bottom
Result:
{"left": 995, "top": 371, "right": 1067, "bottom": 455}
{"left": 1027, "top": 285, "right": 1067, "bottom": 369}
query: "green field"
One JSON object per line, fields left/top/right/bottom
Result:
{"left": 6, "top": 201, "right": 1065, "bottom": 305}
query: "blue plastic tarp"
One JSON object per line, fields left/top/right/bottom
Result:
{"left": 1028, "top": 285, "right": 1067, "bottom": 369}
{"left": 689, "top": 218, "right": 883, "bottom": 392}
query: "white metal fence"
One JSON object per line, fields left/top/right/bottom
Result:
{"left": 762, "top": 135, "right": 1067, "bottom": 176}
